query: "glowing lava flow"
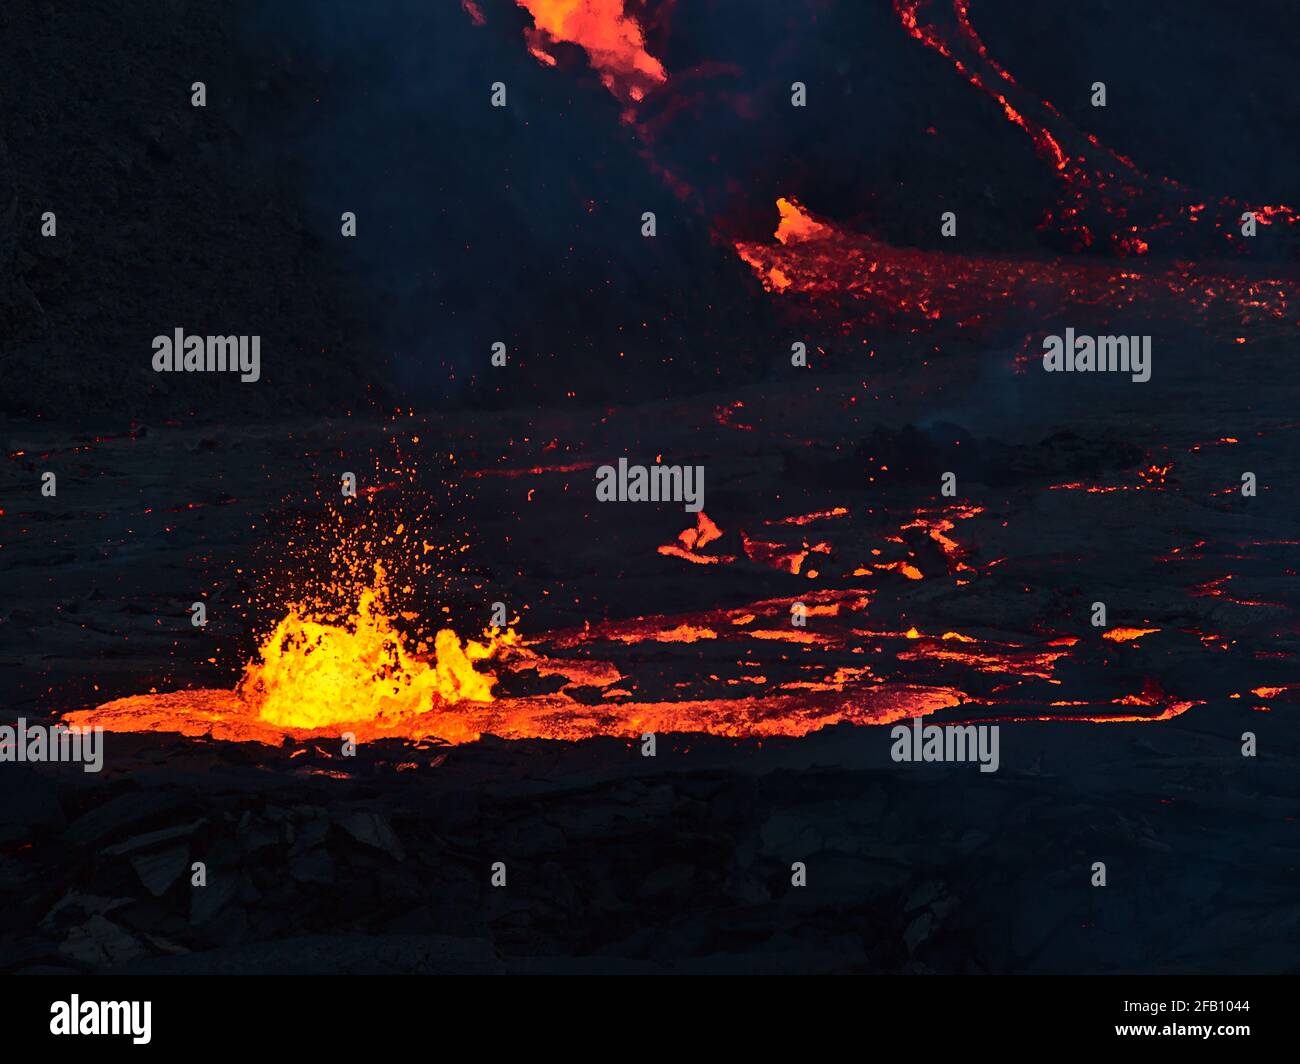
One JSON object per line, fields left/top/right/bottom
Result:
{"left": 657, "top": 511, "right": 734, "bottom": 565}
{"left": 65, "top": 565, "right": 516, "bottom": 746}
{"left": 735, "top": 197, "right": 1296, "bottom": 333}
{"left": 512, "top": 0, "right": 667, "bottom": 103}
{"left": 894, "top": 0, "right": 1297, "bottom": 254}
{"left": 62, "top": 497, "right": 1199, "bottom": 747}
{"left": 63, "top": 556, "right": 1197, "bottom": 747}
{"left": 62, "top": 543, "right": 972, "bottom": 745}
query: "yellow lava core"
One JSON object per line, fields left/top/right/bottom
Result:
{"left": 61, "top": 510, "right": 1199, "bottom": 747}
{"left": 238, "top": 563, "right": 509, "bottom": 730}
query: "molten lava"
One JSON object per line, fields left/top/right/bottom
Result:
{"left": 736, "top": 196, "right": 1296, "bottom": 335}
{"left": 66, "top": 564, "right": 516, "bottom": 746}
{"left": 774, "top": 196, "right": 830, "bottom": 245}
{"left": 894, "top": 0, "right": 1297, "bottom": 253}
{"left": 62, "top": 467, "right": 1204, "bottom": 747}
{"left": 238, "top": 563, "right": 504, "bottom": 730}
{"left": 514, "top": 0, "right": 667, "bottom": 103}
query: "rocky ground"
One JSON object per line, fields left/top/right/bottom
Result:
{"left": 2, "top": 0, "right": 1297, "bottom": 974}
{"left": 3, "top": 341, "right": 1298, "bottom": 972}
{"left": 3, "top": 709, "right": 1295, "bottom": 975}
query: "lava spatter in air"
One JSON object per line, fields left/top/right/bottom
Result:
{"left": 65, "top": 510, "right": 1201, "bottom": 746}
{"left": 62, "top": 439, "right": 1209, "bottom": 747}
{"left": 239, "top": 563, "right": 506, "bottom": 730}
{"left": 65, "top": 561, "right": 972, "bottom": 745}
{"left": 66, "top": 562, "right": 517, "bottom": 746}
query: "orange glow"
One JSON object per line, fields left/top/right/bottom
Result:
{"left": 771, "top": 507, "right": 849, "bottom": 526}
{"left": 735, "top": 196, "right": 1295, "bottom": 334}
{"left": 774, "top": 196, "right": 830, "bottom": 245}
{"left": 65, "top": 564, "right": 516, "bottom": 746}
{"left": 1102, "top": 627, "right": 1160, "bottom": 643}
{"left": 658, "top": 512, "right": 734, "bottom": 565}
{"left": 741, "top": 530, "right": 830, "bottom": 575}
{"left": 515, "top": 0, "right": 667, "bottom": 104}
{"left": 610, "top": 623, "right": 717, "bottom": 643}
{"left": 679, "top": 511, "right": 722, "bottom": 550}
{"left": 61, "top": 446, "right": 1210, "bottom": 746}
{"left": 892, "top": 1, "right": 1297, "bottom": 254}
{"left": 896, "top": 631, "right": 1074, "bottom": 680}
{"left": 237, "top": 563, "right": 509, "bottom": 730}
{"left": 66, "top": 685, "right": 971, "bottom": 744}
{"left": 877, "top": 560, "right": 924, "bottom": 581}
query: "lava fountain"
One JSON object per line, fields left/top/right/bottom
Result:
{"left": 63, "top": 494, "right": 1199, "bottom": 748}
{"left": 65, "top": 563, "right": 517, "bottom": 746}
{"left": 238, "top": 562, "right": 508, "bottom": 730}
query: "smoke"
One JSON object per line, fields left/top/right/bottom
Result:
{"left": 228, "top": 0, "right": 1299, "bottom": 411}
{"left": 233, "top": 0, "right": 770, "bottom": 409}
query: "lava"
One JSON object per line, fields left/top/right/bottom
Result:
{"left": 66, "top": 564, "right": 515, "bottom": 745}
{"left": 239, "top": 563, "right": 507, "bottom": 729}
{"left": 894, "top": 0, "right": 1297, "bottom": 254}
{"left": 774, "top": 195, "right": 830, "bottom": 244}
{"left": 657, "top": 511, "right": 734, "bottom": 564}
{"left": 512, "top": 0, "right": 667, "bottom": 104}
{"left": 735, "top": 197, "right": 1296, "bottom": 335}
{"left": 63, "top": 529, "right": 1203, "bottom": 744}
{"left": 56, "top": 442, "right": 1209, "bottom": 749}
{"left": 730, "top": 8, "right": 1300, "bottom": 332}
{"left": 1102, "top": 627, "right": 1160, "bottom": 644}
{"left": 61, "top": 523, "right": 975, "bottom": 744}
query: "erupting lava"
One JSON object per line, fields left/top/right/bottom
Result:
{"left": 239, "top": 563, "right": 506, "bottom": 730}
{"left": 513, "top": 0, "right": 667, "bottom": 104}
{"left": 65, "top": 563, "right": 518, "bottom": 746}
{"left": 63, "top": 487, "right": 1202, "bottom": 748}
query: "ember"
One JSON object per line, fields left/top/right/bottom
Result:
{"left": 239, "top": 563, "right": 507, "bottom": 729}
{"left": 10, "top": 0, "right": 1299, "bottom": 982}
{"left": 65, "top": 560, "right": 517, "bottom": 745}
